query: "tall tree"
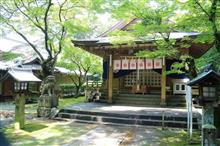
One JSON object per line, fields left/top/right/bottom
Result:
{"left": 111, "top": 0, "right": 179, "bottom": 58}
{"left": 0, "top": 0, "right": 91, "bottom": 78}
{"left": 105, "top": 0, "right": 220, "bottom": 75}
{"left": 174, "top": 0, "right": 220, "bottom": 71}
{"left": 106, "top": 0, "right": 198, "bottom": 77}
{"left": 0, "top": 0, "right": 98, "bottom": 116}
{"left": 57, "top": 46, "right": 102, "bottom": 96}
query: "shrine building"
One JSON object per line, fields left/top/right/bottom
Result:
{"left": 72, "top": 19, "right": 212, "bottom": 106}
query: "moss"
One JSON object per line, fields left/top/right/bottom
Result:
{"left": 22, "top": 123, "right": 48, "bottom": 132}
{"left": 157, "top": 129, "right": 201, "bottom": 146}
{"left": 3, "top": 120, "right": 96, "bottom": 146}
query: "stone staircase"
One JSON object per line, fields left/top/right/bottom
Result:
{"left": 57, "top": 108, "right": 200, "bottom": 129}
{"left": 114, "top": 94, "right": 161, "bottom": 107}
{"left": 100, "top": 92, "right": 186, "bottom": 107}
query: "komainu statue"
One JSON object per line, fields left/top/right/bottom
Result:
{"left": 37, "top": 75, "right": 60, "bottom": 117}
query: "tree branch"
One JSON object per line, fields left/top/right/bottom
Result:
{"left": 44, "top": 0, "right": 53, "bottom": 58}
{"left": 194, "top": 0, "right": 210, "bottom": 17}
{"left": 14, "top": 0, "right": 45, "bottom": 33}
{"left": 6, "top": 22, "right": 44, "bottom": 61}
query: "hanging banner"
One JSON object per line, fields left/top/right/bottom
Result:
{"left": 113, "top": 60, "right": 121, "bottom": 70}
{"left": 121, "top": 59, "right": 129, "bottom": 70}
{"left": 137, "top": 59, "right": 145, "bottom": 69}
{"left": 154, "top": 59, "right": 162, "bottom": 69}
{"left": 129, "top": 59, "right": 137, "bottom": 70}
{"left": 145, "top": 59, "right": 153, "bottom": 69}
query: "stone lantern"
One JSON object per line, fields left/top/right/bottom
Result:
{"left": 188, "top": 66, "right": 220, "bottom": 146}
{"left": 14, "top": 82, "right": 28, "bottom": 129}
{"left": 8, "top": 68, "right": 41, "bottom": 129}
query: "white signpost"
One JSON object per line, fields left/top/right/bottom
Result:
{"left": 186, "top": 85, "right": 193, "bottom": 139}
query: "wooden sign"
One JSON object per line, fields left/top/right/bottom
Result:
{"left": 121, "top": 59, "right": 129, "bottom": 70}
{"left": 145, "top": 59, "right": 153, "bottom": 69}
{"left": 113, "top": 60, "right": 121, "bottom": 70}
{"left": 113, "top": 58, "right": 163, "bottom": 70}
{"left": 154, "top": 59, "right": 162, "bottom": 69}
{"left": 129, "top": 59, "right": 137, "bottom": 70}
{"left": 137, "top": 59, "right": 145, "bottom": 69}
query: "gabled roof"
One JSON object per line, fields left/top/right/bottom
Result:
{"left": 8, "top": 68, "right": 41, "bottom": 82}
{"left": 73, "top": 32, "right": 200, "bottom": 47}
{"left": 97, "top": 18, "right": 139, "bottom": 37}
{"left": 72, "top": 19, "right": 212, "bottom": 58}
{"left": 187, "top": 66, "right": 220, "bottom": 86}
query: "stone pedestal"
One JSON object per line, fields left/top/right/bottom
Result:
{"left": 202, "top": 124, "right": 216, "bottom": 146}
{"left": 37, "top": 94, "right": 58, "bottom": 117}
{"left": 37, "top": 75, "right": 59, "bottom": 118}
{"left": 202, "top": 104, "right": 217, "bottom": 146}
{"left": 214, "top": 107, "right": 220, "bottom": 138}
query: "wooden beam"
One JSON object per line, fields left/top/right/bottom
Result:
{"left": 108, "top": 54, "right": 113, "bottom": 103}
{"left": 160, "top": 59, "right": 167, "bottom": 106}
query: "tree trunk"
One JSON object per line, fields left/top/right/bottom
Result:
{"left": 41, "top": 58, "right": 56, "bottom": 78}
{"left": 75, "top": 86, "right": 80, "bottom": 96}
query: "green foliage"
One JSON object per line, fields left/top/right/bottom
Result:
{"left": 108, "top": 0, "right": 181, "bottom": 58}
{"left": 196, "top": 47, "right": 220, "bottom": 72}
{"left": 0, "top": 0, "right": 103, "bottom": 78}
{"left": 57, "top": 43, "right": 102, "bottom": 95}
{"left": 58, "top": 96, "right": 85, "bottom": 108}
{"left": 1, "top": 51, "right": 22, "bottom": 61}
{"left": 108, "top": 0, "right": 220, "bottom": 75}
{"left": 59, "top": 84, "right": 76, "bottom": 92}
{"left": 58, "top": 40, "right": 102, "bottom": 75}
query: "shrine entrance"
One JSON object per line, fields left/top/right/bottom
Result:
{"left": 123, "top": 69, "right": 162, "bottom": 94}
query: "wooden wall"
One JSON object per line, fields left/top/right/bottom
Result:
{"left": 2, "top": 77, "right": 13, "bottom": 97}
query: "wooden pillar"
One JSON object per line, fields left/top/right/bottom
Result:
{"left": 108, "top": 54, "right": 113, "bottom": 103}
{"left": 160, "top": 58, "right": 167, "bottom": 106}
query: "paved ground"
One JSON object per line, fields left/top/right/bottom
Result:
{"left": 64, "top": 103, "right": 202, "bottom": 118}
{"left": 64, "top": 124, "right": 168, "bottom": 146}
{"left": 4, "top": 120, "right": 199, "bottom": 146}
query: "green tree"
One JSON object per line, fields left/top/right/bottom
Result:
{"left": 0, "top": 0, "right": 98, "bottom": 116}
{"left": 57, "top": 45, "right": 102, "bottom": 96}
{"left": 175, "top": 0, "right": 220, "bottom": 71}
{"left": 0, "top": 0, "right": 92, "bottom": 78}
{"left": 106, "top": 0, "right": 220, "bottom": 75}
{"left": 106, "top": 0, "right": 198, "bottom": 77}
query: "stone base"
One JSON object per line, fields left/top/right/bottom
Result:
{"left": 37, "top": 107, "right": 52, "bottom": 117}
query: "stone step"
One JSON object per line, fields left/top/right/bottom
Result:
{"left": 117, "top": 94, "right": 161, "bottom": 98}
{"left": 115, "top": 100, "right": 161, "bottom": 106}
{"left": 57, "top": 111, "right": 200, "bottom": 129}
{"left": 115, "top": 97, "right": 161, "bottom": 101}
{"left": 59, "top": 109, "right": 199, "bottom": 122}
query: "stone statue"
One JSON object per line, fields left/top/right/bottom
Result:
{"left": 37, "top": 75, "right": 60, "bottom": 117}
{"left": 40, "top": 75, "right": 56, "bottom": 96}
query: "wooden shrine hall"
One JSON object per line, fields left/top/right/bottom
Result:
{"left": 72, "top": 19, "right": 212, "bottom": 107}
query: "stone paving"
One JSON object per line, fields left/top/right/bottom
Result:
{"left": 64, "top": 102, "right": 202, "bottom": 118}
{"left": 62, "top": 123, "right": 190, "bottom": 146}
